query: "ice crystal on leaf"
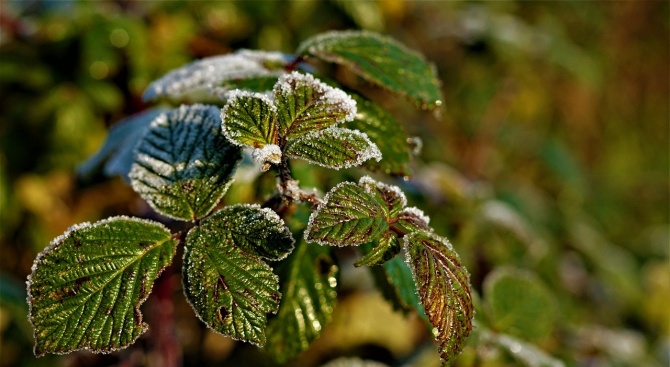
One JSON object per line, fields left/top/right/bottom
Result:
{"left": 143, "top": 50, "right": 288, "bottom": 101}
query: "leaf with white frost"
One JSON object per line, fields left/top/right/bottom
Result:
{"left": 143, "top": 50, "right": 288, "bottom": 101}
{"left": 27, "top": 217, "right": 177, "bottom": 356}
{"left": 355, "top": 231, "right": 401, "bottom": 267}
{"left": 284, "top": 127, "right": 381, "bottom": 170}
{"left": 265, "top": 239, "right": 338, "bottom": 363}
{"left": 78, "top": 108, "right": 169, "bottom": 181}
{"left": 182, "top": 206, "right": 290, "bottom": 345}
{"left": 221, "top": 91, "right": 279, "bottom": 148}
{"left": 297, "top": 30, "right": 443, "bottom": 108}
{"left": 274, "top": 71, "right": 357, "bottom": 139}
{"left": 404, "top": 230, "right": 473, "bottom": 364}
{"left": 129, "top": 105, "right": 241, "bottom": 221}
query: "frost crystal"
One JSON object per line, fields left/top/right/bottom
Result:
{"left": 402, "top": 207, "right": 431, "bottom": 226}
{"left": 274, "top": 71, "right": 357, "bottom": 123}
{"left": 251, "top": 144, "right": 282, "bottom": 166}
{"left": 143, "top": 50, "right": 288, "bottom": 101}
{"left": 358, "top": 176, "right": 407, "bottom": 208}
{"left": 285, "top": 127, "right": 381, "bottom": 170}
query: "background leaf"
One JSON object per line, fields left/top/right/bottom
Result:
{"left": 130, "top": 104, "right": 241, "bottom": 221}
{"left": 274, "top": 72, "right": 357, "bottom": 139}
{"left": 284, "top": 127, "right": 381, "bottom": 170}
{"left": 345, "top": 96, "right": 412, "bottom": 177}
{"left": 404, "top": 230, "right": 473, "bottom": 365}
{"left": 221, "top": 91, "right": 279, "bottom": 148}
{"left": 355, "top": 232, "right": 401, "bottom": 267}
{"left": 183, "top": 212, "right": 281, "bottom": 346}
{"left": 483, "top": 267, "right": 558, "bottom": 341}
{"left": 27, "top": 217, "right": 177, "bottom": 356}
{"left": 143, "top": 50, "right": 288, "bottom": 101}
{"left": 265, "top": 239, "right": 338, "bottom": 363}
{"left": 305, "top": 181, "right": 387, "bottom": 246}
{"left": 297, "top": 30, "right": 443, "bottom": 108}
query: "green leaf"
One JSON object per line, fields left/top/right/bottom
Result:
{"left": 27, "top": 217, "right": 177, "bottom": 356}
{"left": 77, "top": 108, "right": 169, "bottom": 182}
{"left": 297, "top": 31, "right": 443, "bottom": 108}
{"left": 345, "top": 96, "right": 412, "bottom": 177}
{"left": 143, "top": 50, "right": 288, "bottom": 101}
{"left": 129, "top": 104, "right": 242, "bottom": 221}
{"left": 483, "top": 267, "right": 557, "bottom": 341}
{"left": 304, "top": 180, "right": 388, "bottom": 246}
{"left": 358, "top": 176, "right": 406, "bottom": 219}
{"left": 284, "top": 127, "right": 381, "bottom": 170}
{"left": 393, "top": 207, "right": 432, "bottom": 234}
{"left": 265, "top": 239, "right": 338, "bottom": 363}
{"left": 207, "top": 204, "right": 295, "bottom": 261}
{"left": 404, "top": 230, "right": 473, "bottom": 365}
{"left": 274, "top": 71, "right": 357, "bottom": 139}
{"left": 221, "top": 91, "right": 279, "bottom": 148}
{"left": 354, "top": 232, "right": 401, "bottom": 267}
{"left": 183, "top": 208, "right": 285, "bottom": 346}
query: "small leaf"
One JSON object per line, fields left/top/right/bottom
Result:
{"left": 297, "top": 31, "right": 443, "bottom": 108}
{"left": 27, "top": 217, "right": 177, "bottom": 356}
{"left": 284, "top": 127, "right": 381, "bottom": 170}
{"left": 305, "top": 181, "right": 387, "bottom": 246}
{"left": 393, "top": 207, "right": 431, "bottom": 234}
{"left": 345, "top": 96, "right": 412, "bottom": 177}
{"left": 208, "top": 204, "right": 295, "bottom": 261}
{"left": 77, "top": 108, "right": 169, "bottom": 181}
{"left": 404, "top": 230, "right": 473, "bottom": 364}
{"left": 483, "top": 267, "right": 557, "bottom": 341}
{"left": 266, "top": 239, "right": 338, "bottom": 363}
{"left": 358, "top": 176, "right": 406, "bottom": 219}
{"left": 129, "top": 104, "right": 242, "bottom": 221}
{"left": 221, "top": 91, "right": 279, "bottom": 148}
{"left": 355, "top": 232, "right": 401, "bottom": 267}
{"left": 274, "top": 71, "right": 357, "bottom": 139}
{"left": 143, "top": 50, "right": 288, "bottom": 101}
{"left": 183, "top": 210, "right": 284, "bottom": 346}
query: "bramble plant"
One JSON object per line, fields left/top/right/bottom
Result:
{"left": 26, "top": 30, "right": 474, "bottom": 365}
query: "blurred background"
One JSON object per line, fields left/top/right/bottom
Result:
{"left": 0, "top": 1, "right": 668, "bottom": 367}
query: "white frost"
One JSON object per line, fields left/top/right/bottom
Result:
{"left": 143, "top": 50, "right": 287, "bottom": 101}
{"left": 251, "top": 144, "right": 282, "bottom": 166}
{"left": 358, "top": 176, "right": 407, "bottom": 208}
{"left": 401, "top": 207, "right": 431, "bottom": 226}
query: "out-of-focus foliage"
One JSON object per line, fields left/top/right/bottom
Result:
{"left": 1, "top": 1, "right": 667, "bottom": 367}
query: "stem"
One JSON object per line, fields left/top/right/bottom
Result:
{"left": 264, "top": 154, "right": 322, "bottom": 212}
{"left": 284, "top": 55, "right": 305, "bottom": 73}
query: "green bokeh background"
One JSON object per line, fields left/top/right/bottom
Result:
{"left": 1, "top": 1, "right": 667, "bottom": 366}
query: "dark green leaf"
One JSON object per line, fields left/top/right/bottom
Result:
{"left": 129, "top": 104, "right": 241, "bottom": 221}
{"left": 274, "top": 71, "right": 357, "bottom": 139}
{"left": 284, "top": 127, "right": 381, "bottom": 170}
{"left": 266, "top": 239, "right": 338, "bottom": 363}
{"left": 297, "top": 31, "right": 443, "bottom": 108}
{"left": 367, "top": 252, "right": 425, "bottom": 318}
{"left": 143, "top": 50, "right": 288, "bottom": 101}
{"left": 221, "top": 91, "right": 279, "bottom": 148}
{"left": 304, "top": 180, "right": 388, "bottom": 246}
{"left": 345, "top": 96, "right": 412, "bottom": 177}
{"left": 183, "top": 211, "right": 283, "bottom": 346}
{"left": 483, "top": 268, "right": 557, "bottom": 341}
{"left": 27, "top": 217, "right": 177, "bottom": 356}
{"left": 404, "top": 230, "right": 473, "bottom": 364}
{"left": 77, "top": 108, "right": 168, "bottom": 181}
{"left": 354, "top": 232, "right": 401, "bottom": 267}
{"left": 392, "top": 207, "right": 432, "bottom": 234}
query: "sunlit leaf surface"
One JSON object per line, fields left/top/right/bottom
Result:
{"left": 129, "top": 104, "right": 241, "bottom": 221}
{"left": 221, "top": 91, "right": 278, "bottom": 148}
{"left": 297, "top": 30, "right": 443, "bottom": 108}
{"left": 404, "top": 230, "right": 473, "bottom": 364}
{"left": 266, "top": 239, "right": 338, "bottom": 363}
{"left": 27, "top": 217, "right": 177, "bottom": 356}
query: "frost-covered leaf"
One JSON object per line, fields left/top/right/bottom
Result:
{"left": 221, "top": 91, "right": 278, "bottom": 148}
{"left": 130, "top": 105, "right": 242, "bottom": 221}
{"left": 483, "top": 268, "right": 557, "bottom": 341}
{"left": 404, "top": 230, "right": 473, "bottom": 364}
{"left": 345, "top": 96, "right": 412, "bottom": 177}
{"left": 205, "top": 204, "right": 294, "bottom": 261}
{"left": 393, "top": 207, "right": 432, "bottom": 234}
{"left": 215, "top": 75, "right": 281, "bottom": 95}
{"left": 143, "top": 50, "right": 288, "bottom": 101}
{"left": 78, "top": 108, "right": 168, "bottom": 181}
{"left": 284, "top": 127, "right": 381, "bottom": 170}
{"left": 27, "top": 217, "right": 177, "bottom": 356}
{"left": 183, "top": 210, "right": 283, "bottom": 346}
{"left": 355, "top": 232, "right": 401, "bottom": 267}
{"left": 358, "top": 176, "right": 406, "bottom": 219}
{"left": 297, "top": 31, "right": 443, "bottom": 108}
{"left": 305, "top": 181, "right": 387, "bottom": 246}
{"left": 274, "top": 71, "right": 357, "bottom": 139}
{"left": 266, "top": 239, "right": 338, "bottom": 363}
